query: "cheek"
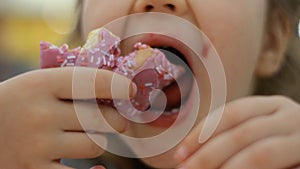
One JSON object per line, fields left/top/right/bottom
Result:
{"left": 82, "top": 0, "right": 134, "bottom": 39}
{"left": 190, "top": 0, "right": 267, "bottom": 99}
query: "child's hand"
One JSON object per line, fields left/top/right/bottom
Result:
{"left": 0, "top": 67, "right": 134, "bottom": 169}
{"left": 175, "top": 96, "right": 300, "bottom": 169}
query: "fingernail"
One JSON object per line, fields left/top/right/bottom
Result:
{"left": 90, "top": 166, "right": 105, "bottom": 169}
{"left": 174, "top": 146, "right": 189, "bottom": 161}
{"left": 130, "top": 82, "right": 137, "bottom": 97}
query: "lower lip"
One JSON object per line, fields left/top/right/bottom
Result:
{"left": 147, "top": 112, "right": 179, "bottom": 128}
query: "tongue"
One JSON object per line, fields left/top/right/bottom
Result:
{"left": 148, "top": 48, "right": 193, "bottom": 110}
{"left": 149, "top": 71, "right": 193, "bottom": 110}
{"left": 131, "top": 68, "right": 192, "bottom": 111}
{"left": 130, "top": 49, "right": 193, "bottom": 112}
{"left": 131, "top": 69, "right": 170, "bottom": 111}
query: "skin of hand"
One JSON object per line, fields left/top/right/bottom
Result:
{"left": 0, "top": 67, "right": 136, "bottom": 169}
{"left": 175, "top": 96, "right": 300, "bottom": 169}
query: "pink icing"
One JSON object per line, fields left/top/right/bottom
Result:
{"left": 40, "top": 42, "right": 81, "bottom": 68}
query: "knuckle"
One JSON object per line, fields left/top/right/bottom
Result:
{"left": 223, "top": 104, "right": 242, "bottom": 125}
{"left": 270, "top": 95, "right": 294, "bottom": 105}
{"left": 87, "top": 142, "right": 102, "bottom": 158}
{"left": 26, "top": 106, "right": 49, "bottom": 128}
{"left": 30, "top": 136, "right": 47, "bottom": 151}
{"left": 195, "top": 155, "right": 213, "bottom": 168}
{"left": 247, "top": 143, "right": 273, "bottom": 168}
{"left": 231, "top": 126, "right": 251, "bottom": 146}
{"left": 287, "top": 106, "right": 300, "bottom": 120}
{"left": 22, "top": 71, "right": 48, "bottom": 89}
{"left": 23, "top": 136, "right": 51, "bottom": 160}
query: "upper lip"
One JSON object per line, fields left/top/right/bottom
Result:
{"left": 133, "top": 33, "right": 195, "bottom": 72}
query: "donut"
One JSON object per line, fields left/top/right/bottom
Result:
{"left": 40, "top": 28, "right": 185, "bottom": 116}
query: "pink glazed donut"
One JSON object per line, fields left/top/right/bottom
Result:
{"left": 40, "top": 28, "right": 184, "bottom": 117}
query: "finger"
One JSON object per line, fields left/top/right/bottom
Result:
{"left": 55, "top": 101, "right": 83, "bottom": 131}
{"left": 55, "top": 132, "right": 106, "bottom": 159}
{"left": 221, "top": 134, "right": 300, "bottom": 169}
{"left": 178, "top": 110, "right": 295, "bottom": 169}
{"left": 75, "top": 103, "right": 129, "bottom": 133}
{"left": 57, "top": 101, "right": 128, "bottom": 133}
{"left": 174, "top": 96, "right": 287, "bottom": 162}
{"left": 99, "top": 105, "right": 129, "bottom": 133}
{"left": 39, "top": 67, "right": 136, "bottom": 99}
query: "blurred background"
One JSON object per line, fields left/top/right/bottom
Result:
{"left": 0, "top": 0, "right": 79, "bottom": 80}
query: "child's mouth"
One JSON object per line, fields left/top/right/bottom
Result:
{"left": 117, "top": 34, "right": 197, "bottom": 128}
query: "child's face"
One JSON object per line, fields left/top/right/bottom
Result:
{"left": 82, "top": 0, "right": 271, "bottom": 167}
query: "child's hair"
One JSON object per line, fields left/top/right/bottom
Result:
{"left": 255, "top": 0, "right": 300, "bottom": 102}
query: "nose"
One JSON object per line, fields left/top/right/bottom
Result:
{"left": 133, "top": 0, "right": 188, "bottom": 15}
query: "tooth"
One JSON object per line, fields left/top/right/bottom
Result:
{"left": 153, "top": 110, "right": 162, "bottom": 116}
{"left": 116, "top": 102, "right": 123, "bottom": 106}
{"left": 164, "top": 111, "right": 173, "bottom": 116}
{"left": 171, "top": 108, "right": 179, "bottom": 113}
